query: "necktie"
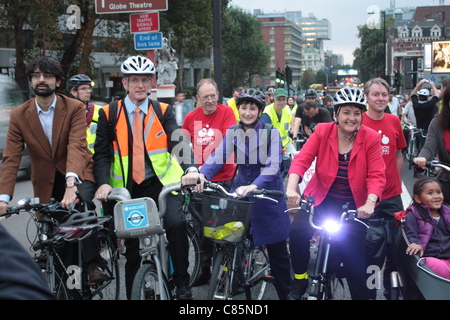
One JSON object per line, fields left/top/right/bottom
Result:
{"left": 132, "top": 108, "right": 145, "bottom": 184}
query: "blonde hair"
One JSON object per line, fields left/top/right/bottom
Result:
{"left": 363, "top": 77, "right": 390, "bottom": 95}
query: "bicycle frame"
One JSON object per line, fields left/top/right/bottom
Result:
{"left": 287, "top": 198, "right": 366, "bottom": 300}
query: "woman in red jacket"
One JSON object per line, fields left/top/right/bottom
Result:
{"left": 285, "top": 87, "right": 386, "bottom": 300}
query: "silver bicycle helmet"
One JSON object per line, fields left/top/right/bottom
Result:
{"left": 121, "top": 56, "right": 155, "bottom": 75}
{"left": 236, "top": 88, "right": 266, "bottom": 110}
{"left": 417, "top": 88, "right": 430, "bottom": 96}
{"left": 333, "top": 87, "right": 366, "bottom": 110}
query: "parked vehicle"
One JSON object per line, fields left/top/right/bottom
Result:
{"left": 0, "top": 75, "right": 31, "bottom": 178}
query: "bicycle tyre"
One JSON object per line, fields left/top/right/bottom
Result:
{"left": 38, "top": 259, "right": 70, "bottom": 300}
{"left": 185, "top": 225, "right": 202, "bottom": 288}
{"left": 207, "top": 248, "right": 233, "bottom": 300}
{"left": 131, "top": 263, "right": 172, "bottom": 300}
{"left": 408, "top": 137, "right": 415, "bottom": 170}
{"left": 243, "top": 244, "right": 269, "bottom": 300}
{"left": 91, "top": 230, "right": 120, "bottom": 300}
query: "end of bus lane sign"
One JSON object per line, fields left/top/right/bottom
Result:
{"left": 134, "top": 32, "right": 163, "bottom": 50}
{"left": 95, "top": 0, "right": 168, "bottom": 14}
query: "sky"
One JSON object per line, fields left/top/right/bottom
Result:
{"left": 231, "top": 0, "right": 442, "bottom": 65}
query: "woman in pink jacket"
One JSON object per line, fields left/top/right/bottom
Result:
{"left": 285, "top": 87, "right": 386, "bottom": 300}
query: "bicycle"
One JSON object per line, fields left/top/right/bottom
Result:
{"left": 404, "top": 123, "right": 419, "bottom": 170}
{"left": 0, "top": 188, "right": 129, "bottom": 300}
{"left": 202, "top": 182, "right": 283, "bottom": 300}
{"left": 286, "top": 197, "right": 368, "bottom": 300}
{"left": 116, "top": 183, "right": 202, "bottom": 300}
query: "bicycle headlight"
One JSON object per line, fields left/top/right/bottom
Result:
{"left": 323, "top": 219, "right": 341, "bottom": 233}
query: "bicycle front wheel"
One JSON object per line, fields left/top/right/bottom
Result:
{"left": 243, "top": 245, "right": 270, "bottom": 300}
{"left": 131, "top": 263, "right": 172, "bottom": 300}
{"left": 37, "top": 256, "right": 70, "bottom": 300}
{"left": 207, "top": 248, "right": 233, "bottom": 300}
{"left": 185, "top": 225, "right": 202, "bottom": 288}
{"left": 91, "top": 230, "right": 120, "bottom": 300}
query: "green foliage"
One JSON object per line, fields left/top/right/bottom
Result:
{"left": 300, "top": 69, "right": 315, "bottom": 90}
{"left": 353, "top": 16, "right": 394, "bottom": 82}
{"left": 221, "top": 5, "right": 270, "bottom": 95}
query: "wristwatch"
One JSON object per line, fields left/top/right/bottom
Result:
{"left": 66, "top": 181, "right": 77, "bottom": 188}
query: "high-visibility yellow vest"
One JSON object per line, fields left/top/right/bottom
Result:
{"left": 263, "top": 105, "right": 292, "bottom": 148}
{"left": 86, "top": 104, "right": 101, "bottom": 154}
{"left": 103, "top": 100, "right": 183, "bottom": 188}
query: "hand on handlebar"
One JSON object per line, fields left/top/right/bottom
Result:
{"left": 235, "top": 184, "right": 258, "bottom": 197}
{"left": 356, "top": 203, "right": 375, "bottom": 219}
{"left": 286, "top": 188, "right": 301, "bottom": 206}
{"left": 0, "top": 201, "right": 9, "bottom": 218}
{"left": 413, "top": 157, "right": 427, "bottom": 170}
{"left": 95, "top": 184, "right": 112, "bottom": 202}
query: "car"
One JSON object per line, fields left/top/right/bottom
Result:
{"left": 0, "top": 75, "right": 31, "bottom": 179}
{"left": 90, "top": 100, "right": 108, "bottom": 106}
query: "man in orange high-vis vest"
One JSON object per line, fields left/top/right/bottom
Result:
{"left": 94, "top": 56, "right": 200, "bottom": 300}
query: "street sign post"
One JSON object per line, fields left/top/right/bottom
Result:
{"left": 95, "top": 0, "right": 168, "bottom": 14}
{"left": 134, "top": 32, "right": 163, "bottom": 50}
{"left": 130, "top": 12, "right": 160, "bottom": 33}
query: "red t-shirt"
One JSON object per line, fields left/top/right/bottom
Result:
{"left": 182, "top": 104, "right": 237, "bottom": 182}
{"left": 363, "top": 113, "right": 407, "bottom": 199}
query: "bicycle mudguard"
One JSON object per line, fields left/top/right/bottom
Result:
{"left": 114, "top": 197, "right": 164, "bottom": 238}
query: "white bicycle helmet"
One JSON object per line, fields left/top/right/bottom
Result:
{"left": 121, "top": 56, "right": 155, "bottom": 75}
{"left": 333, "top": 87, "right": 366, "bottom": 110}
{"left": 417, "top": 88, "right": 430, "bottom": 96}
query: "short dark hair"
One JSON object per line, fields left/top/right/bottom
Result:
{"left": 26, "top": 57, "right": 64, "bottom": 83}
{"left": 303, "top": 100, "right": 317, "bottom": 110}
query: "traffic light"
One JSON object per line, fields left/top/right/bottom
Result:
{"left": 276, "top": 68, "right": 285, "bottom": 88}
{"left": 285, "top": 66, "right": 292, "bottom": 85}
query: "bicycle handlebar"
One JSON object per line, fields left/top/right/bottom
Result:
{"left": 202, "top": 181, "right": 283, "bottom": 201}
{"left": 426, "top": 160, "right": 450, "bottom": 173}
{"left": 285, "top": 197, "right": 368, "bottom": 230}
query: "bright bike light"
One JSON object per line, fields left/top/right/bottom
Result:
{"left": 323, "top": 219, "right": 341, "bottom": 233}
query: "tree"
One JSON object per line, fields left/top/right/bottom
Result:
{"left": 160, "top": 0, "right": 227, "bottom": 91}
{"left": 221, "top": 6, "right": 270, "bottom": 95}
{"left": 300, "top": 69, "right": 315, "bottom": 91}
{"left": 353, "top": 16, "right": 394, "bottom": 82}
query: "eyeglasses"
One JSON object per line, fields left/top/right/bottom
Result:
{"left": 128, "top": 77, "right": 151, "bottom": 85}
{"left": 31, "top": 73, "right": 55, "bottom": 79}
{"left": 199, "top": 95, "right": 217, "bottom": 102}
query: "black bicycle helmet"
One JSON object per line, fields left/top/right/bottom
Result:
{"left": 333, "top": 87, "right": 366, "bottom": 112}
{"left": 67, "top": 74, "right": 92, "bottom": 91}
{"left": 305, "top": 89, "right": 318, "bottom": 99}
{"left": 236, "top": 88, "right": 266, "bottom": 110}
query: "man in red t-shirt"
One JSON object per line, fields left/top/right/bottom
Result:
{"left": 183, "top": 79, "right": 237, "bottom": 182}
{"left": 182, "top": 79, "right": 237, "bottom": 286}
{"left": 363, "top": 77, "right": 407, "bottom": 300}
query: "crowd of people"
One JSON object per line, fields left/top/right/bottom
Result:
{"left": 1, "top": 54, "right": 450, "bottom": 300}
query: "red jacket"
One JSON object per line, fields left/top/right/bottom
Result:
{"left": 289, "top": 122, "right": 386, "bottom": 208}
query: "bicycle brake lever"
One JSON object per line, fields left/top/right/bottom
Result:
{"left": 254, "top": 194, "right": 279, "bottom": 203}
{"left": 354, "top": 218, "right": 369, "bottom": 228}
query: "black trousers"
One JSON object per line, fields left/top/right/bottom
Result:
{"left": 51, "top": 172, "right": 98, "bottom": 269}
{"left": 106, "top": 177, "right": 189, "bottom": 299}
{"left": 289, "top": 198, "right": 369, "bottom": 300}
{"left": 266, "top": 240, "right": 291, "bottom": 300}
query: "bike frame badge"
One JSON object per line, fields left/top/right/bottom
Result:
{"left": 123, "top": 202, "right": 149, "bottom": 230}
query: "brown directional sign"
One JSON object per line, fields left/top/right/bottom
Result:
{"left": 95, "top": 0, "right": 168, "bottom": 14}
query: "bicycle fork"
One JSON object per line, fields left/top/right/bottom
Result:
{"left": 308, "top": 234, "right": 333, "bottom": 300}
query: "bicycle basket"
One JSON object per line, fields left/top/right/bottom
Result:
{"left": 201, "top": 194, "right": 254, "bottom": 243}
